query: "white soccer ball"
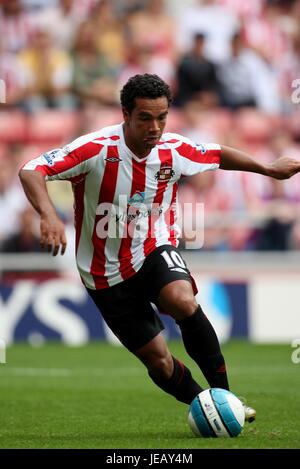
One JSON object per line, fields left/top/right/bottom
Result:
{"left": 188, "top": 388, "right": 245, "bottom": 438}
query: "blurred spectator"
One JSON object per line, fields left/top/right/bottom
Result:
{"left": 174, "top": 33, "right": 220, "bottom": 108}
{"left": 0, "top": 203, "right": 63, "bottom": 282}
{"left": 0, "top": 154, "right": 28, "bottom": 242}
{"left": 178, "top": 170, "right": 251, "bottom": 251}
{"left": 71, "top": 21, "right": 118, "bottom": 107}
{"left": 278, "top": 34, "right": 300, "bottom": 113}
{"left": 0, "top": 41, "right": 25, "bottom": 106}
{"left": 289, "top": 219, "right": 300, "bottom": 250}
{"left": 17, "top": 28, "right": 74, "bottom": 112}
{"left": 242, "top": 130, "right": 300, "bottom": 213}
{"left": 21, "top": 0, "right": 58, "bottom": 12}
{"left": 0, "top": 206, "right": 41, "bottom": 253}
{"left": 22, "top": 0, "right": 98, "bottom": 15}
{"left": 216, "top": 0, "right": 263, "bottom": 21}
{"left": 127, "top": 0, "right": 176, "bottom": 60}
{"left": 1, "top": 0, "right": 300, "bottom": 254}
{"left": 178, "top": 0, "right": 240, "bottom": 63}
{"left": 0, "top": 0, "right": 36, "bottom": 53}
{"left": 114, "top": 0, "right": 147, "bottom": 17}
{"left": 180, "top": 101, "right": 221, "bottom": 142}
{"left": 243, "top": 0, "right": 292, "bottom": 67}
{"left": 240, "top": 128, "right": 300, "bottom": 250}
{"left": 255, "top": 178, "right": 297, "bottom": 251}
{"left": 217, "top": 32, "right": 280, "bottom": 113}
{"left": 31, "top": 0, "right": 86, "bottom": 50}
{"left": 117, "top": 43, "right": 174, "bottom": 90}
{"left": 90, "top": 0, "right": 126, "bottom": 67}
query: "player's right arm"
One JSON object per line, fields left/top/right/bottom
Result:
{"left": 19, "top": 139, "right": 102, "bottom": 256}
{"left": 19, "top": 169, "right": 67, "bottom": 256}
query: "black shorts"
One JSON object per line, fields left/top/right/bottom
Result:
{"left": 87, "top": 245, "right": 196, "bottom": 352}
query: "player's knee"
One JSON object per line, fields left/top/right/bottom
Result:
{"left": 175, "top": 295, "right": 198, "bottom": 318}
{"left": 161, "top": 290, "right": 197, "bottom": 319}
{"left": 158, "top": 281, "right": 198, "bottom": 319}
{"left": 148, "top": 353, "right": 173, "bottom": 380}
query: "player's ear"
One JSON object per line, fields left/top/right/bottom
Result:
{"left": 122, "top": 107, "right": 130, "bottom": 123}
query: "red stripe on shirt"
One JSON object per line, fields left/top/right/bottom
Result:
{"left": 73, "top": 178, "right": 86, "bottom": 255}
{"left": 90, "top": 146, "right": 120, "bottom": 289}
{"left": 166, "top": 183, "right": 178, "bottom": 247}
{"left": 118, "top": 158, "right": 147, "bottom": 280}
{"left": 92, "top": 135, "right": 120, "bottom": 142}
{"left": 176, "top": 143, "right": 220, "bottom": 164}
{"left": 69, "top": 173, "right": 88, "bottom": 255}
{"left": 30, "top": 142, "right": 102, "bottom": 178}
{"left": 144, "top": 149, "right": 173, "bottom": 257}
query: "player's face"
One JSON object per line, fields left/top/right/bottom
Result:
{"left": 123, "top": 97, "right": 169, "bottom": 157}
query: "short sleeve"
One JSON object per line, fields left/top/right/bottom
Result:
{"left": 167, "top": 133, "right": 221, "bottom": 177}
{"left": 21, "top": 140, "right": 103, "bottom": 182}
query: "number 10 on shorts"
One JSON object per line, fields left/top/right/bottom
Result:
{"left": 161, "top": 250, "right": 187, "bottom": 271}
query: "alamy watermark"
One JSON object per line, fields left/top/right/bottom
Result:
{"left": 291, "top": 79, "right": 300, "bottom": 104}
{"left": 94, "top": 198, "right": 205, "bottom": 249}
{"left": 291, "top": 339, "right": 300, "bottom": 364}
{"left": 0, "top": 79, "right": 6, "bottom": 103}
{"left": 0, "top": 339, "right": 6, "bottom": 364}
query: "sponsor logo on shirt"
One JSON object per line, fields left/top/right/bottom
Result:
{"left": 62, "top": 145, "right": 71, "bottom": 154}
{"left": 41, "top": 148, "right": 68, "bottom": 166}
{"left": 128, "top": 191, "right": 145, "bottom": 207}
{"left": 196, "top": 143, "right": 207, "bottom": 154}
{"left": 155, "top": 164, "right": 175, "bottom": 182}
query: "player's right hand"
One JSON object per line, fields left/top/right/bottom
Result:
{"left": 40, "top": 213, "right": 67, "bottom": 256}
{"left": 268, "top": 156, "right": 300, "bottom": 180}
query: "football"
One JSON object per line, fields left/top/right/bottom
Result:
{"left": 188, "top": 388, "right": 245, "bottom": 438}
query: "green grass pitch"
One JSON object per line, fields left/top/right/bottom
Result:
{"left": 0, "top": 340, "right": 299, "bottom": 449}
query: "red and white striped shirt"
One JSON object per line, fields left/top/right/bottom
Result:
{"left": 22, "top": 123, "right": 221, "bottom": 289}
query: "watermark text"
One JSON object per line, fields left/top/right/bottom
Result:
{"left": 291, "top": 79, "right": 300, "bottom": 104}
{"left": 94, "top": 199, "right": 205, "bottom": 249}
{"left": 0, "top": 339, "right": 6, "bottom": 364}
{"left": 0, "top": 79, "right": 6, "bottom": 103}
{"left": 291, "top": 339, "right": 300, "bottom": 364}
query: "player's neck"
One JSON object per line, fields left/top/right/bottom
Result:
{"left": 123, "top": 126, "right": 151, "bottom": 159}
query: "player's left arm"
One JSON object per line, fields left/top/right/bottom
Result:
{"left": 220, "top": 145, "right": 300, "bottom": 180}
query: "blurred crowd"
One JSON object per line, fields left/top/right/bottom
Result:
{"left": 1, "top": 0, "right": 300, "bottom": 254}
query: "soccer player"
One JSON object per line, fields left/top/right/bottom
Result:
{"left": 19, "top": 74, "right": 300, "bottom": 422}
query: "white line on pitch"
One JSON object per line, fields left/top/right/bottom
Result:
{"left": 0, "top": 367, "right": 142, "bottom": 377}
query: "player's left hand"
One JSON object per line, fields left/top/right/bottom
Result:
{"left": 268, "top": 157, "right": 300, "bottom": 180}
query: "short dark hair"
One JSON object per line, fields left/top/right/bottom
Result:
{"left": 120, "top": 74, "right": 173, "bottom": 113}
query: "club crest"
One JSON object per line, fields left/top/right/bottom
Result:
{"left": 155, "top": 164, "right": 175, "bottom": 182}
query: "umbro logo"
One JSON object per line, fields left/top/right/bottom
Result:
{"left": 105, "top": 157, "right": 122, "bottom": 163}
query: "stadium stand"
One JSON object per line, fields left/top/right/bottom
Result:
{"left": 1, "top": 0, "right": 300, "bottom": 253}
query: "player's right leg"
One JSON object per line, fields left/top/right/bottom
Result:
{"left": 138, "top": 245, "right": 256, "bottom": 422}
{"left": 133, "top": 332, "right": 203, "bottom": 404}
{"left": 86, "top": 279, "right": 202, "bottom": 405}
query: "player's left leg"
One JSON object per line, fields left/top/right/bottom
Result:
{"left": 133, "top": 333, "right": 203, "bottom": 405}
{"left": 158, "top": 279, "right": 230, "bottom": 391}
